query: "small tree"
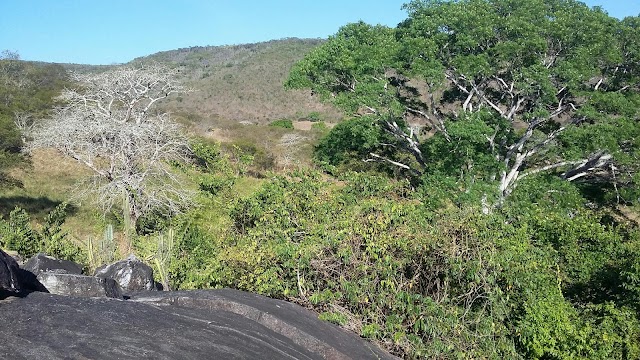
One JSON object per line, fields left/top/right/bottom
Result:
{"left": 28, "top": 64, "right": 193, "bottom": 235}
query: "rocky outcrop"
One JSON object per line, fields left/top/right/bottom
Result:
{"left": 0, "top": 289, "right": 396, "bottom": 359}
{"left": 95, "top": 254, "right": 157, "bottom": 291}
{"left": 1, "top": 251, "right": 397, "bottom": 358}
{"left": 22, "top": 253, "right": 83, "bottom": 275}
{"left": 36, "top": 272, "right": 123, "bottom": 299}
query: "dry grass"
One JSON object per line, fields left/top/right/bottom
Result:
{"left": 145, "top": 38, "right": 343, "bottom": 127}
{"left": 2, "top": 149, "right": 107, "bottom": 245}
{"left": 293, "top": 121, "right": 313, "bottom": 131}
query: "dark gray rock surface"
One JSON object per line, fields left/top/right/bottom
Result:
{"left": 95, "top": 254, "right": 157, "bottom": 291}
{"left": 22, "top": 253, "right": 84, "bottom": 275}
{"left": 37, "top": 273, "right": 123, "bottom": 299}
{"left": 0, "top": 249, "right": 22, "bottom": 296}
{"left": 0, "top": 289, "right": 397, "bottom": 360}
{"left": 0, "top": 249, "right": 48, "bottom": 297}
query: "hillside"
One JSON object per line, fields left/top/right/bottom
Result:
{"left": 133, "top": 38, "right": 342, "bottom": 128}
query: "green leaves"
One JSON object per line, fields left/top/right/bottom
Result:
{"left": 289, "top": 0, "right": 640, "bottom": 206}
{"left": 286, "top": 22, "right": 399, "bottom": 115}
{"left": 0, "top": 203, "right": 84, "bottom": 264}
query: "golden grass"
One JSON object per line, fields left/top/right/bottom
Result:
{"left": 2, "top": 149, "right": 107, "bottom": 246}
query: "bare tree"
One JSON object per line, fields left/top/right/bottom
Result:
{"left": 13, "top": 111, "right": 34, "bottom": 143}
{"left": 277, "top": 133, "right": 308, "bottom": 170}
{"left": 27, "top": 64, "right": 193, "bottom": 233}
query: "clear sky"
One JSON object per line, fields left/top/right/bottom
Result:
{"left": 1, "top": 0, "right": 639, "bottom": 65}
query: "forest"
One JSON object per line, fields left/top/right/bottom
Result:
{"left": 1, "top": 0, "right": 640, "bottom": 358}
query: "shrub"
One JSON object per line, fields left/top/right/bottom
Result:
{"left": 268, "top": 118, "right": 294, "bottom": 129}
{"left": 0, "top": 203, "right": 85, "bottom": 265}
{"left": 168, "top": 169, "right": 640, "bottom": 359}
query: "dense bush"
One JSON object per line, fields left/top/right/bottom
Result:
{"left": 0, "top": 203, "right": 85, "bottom": 265}
{"left": 165, "top": 168, "right": 640, "bottom": 359}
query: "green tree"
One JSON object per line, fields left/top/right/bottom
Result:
{"left": 287, "top": 0, "right": 640, "bottom": 205}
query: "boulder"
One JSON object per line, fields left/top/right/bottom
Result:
{"left": 37, "top": 273, "right": 123, "bottom": 299}
{"left": 22, "top": 253, "right": 83, "bottom": 275}
{"left": 0, "top": 249, "right": 22, "bottom": 297}
{"left": 94, "top": 254, "right": 157, "bottom": 291}
{"left": 0, "top": 249, "right": 49, "bottom": 297}
{"left": 0, "top": 289, "right": 397, "bottom": 359}
{"left": 3, "top": 249, "right": 23, "bottom": 265}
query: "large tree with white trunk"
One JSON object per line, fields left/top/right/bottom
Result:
{"left": 28, "top": 64, "right": 193, "bottom": 231}
{"left": 287, "top": 0, "right": 640, "bottom": 206}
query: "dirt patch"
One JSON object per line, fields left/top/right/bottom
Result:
{"left": 293, "top": 121, "right": 313, "bottom": 131}
{"left": 619, "top": 206, "right": 640, "bottom": 226}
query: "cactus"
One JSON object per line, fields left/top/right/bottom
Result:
{"left": 87, "top": 224, "right": 116, "bottom": 271}
{"left": 153, "top": 228, "right": 174, "bottom": 290}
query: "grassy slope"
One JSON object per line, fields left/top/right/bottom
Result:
{"left": 138, "top": 38, "right": 342, "bottom": 127}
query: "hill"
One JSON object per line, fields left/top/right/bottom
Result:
{"left": 132, "top": 38, "right": 342, "bottom": 129}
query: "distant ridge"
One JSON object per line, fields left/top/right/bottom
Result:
{"left": 133, "top": 38, "right": 341, "bottom": 125}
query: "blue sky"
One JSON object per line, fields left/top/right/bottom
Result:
{"left": 1, "top": 0, "right": 639, "bottom": 65}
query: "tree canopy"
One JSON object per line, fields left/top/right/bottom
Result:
{"left": 287, "top": 0, "right": 640, "bottom": 206}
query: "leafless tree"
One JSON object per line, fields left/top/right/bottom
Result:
{"left": 27, "top": 64, "right": 194, "bottom": 233}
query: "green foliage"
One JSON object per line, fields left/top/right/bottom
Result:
{"left": 0, "top": 207, "right": 40, "bottom": 257}
{"left": 287, "top": 21, "right": 401, "bottom": 116}
{"left": 191, "top": 141, "right": 236, "bottom": 195}
{"left": 167, "top": 168, "right": 640, "bottom": 359}
{"left": 268, "top": 118, "right": 294, "bottom": 129}
{"left": 87, "top": 224, "right": 117, "bottom": 271}
{"left": 289, "top": 0, "right": 640, "bottom": 204}
{"left": 0, "top": 203, "right": 85, "bottom": 264}
{"left": 306, "top": 111, "right": 322, "bottom": 122}
{"left": 222, "top": 139, "right": 275, "bottom": 174}
{"left": 134, "top": 227, "right": 175, "bottom": 290}
{"left": 0, "top": 115, "right": 22, "bottom": 181}
{"left": 314, "top": 116, "right": 393, "bottom": 174}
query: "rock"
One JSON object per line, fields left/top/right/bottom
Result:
{"left": 22, "top": 253, "right": 83, "bottom": 275}
{"left": 95, "top": 254, "right": 157, "bottom": 292}
{"left": 0, "top": 249, "right": 49, "bottom": 297}
{"left": 131, "top": 289, "right": 397, "bottom": 359}
{"left": 37, "top": 273, "right": 123, "bottom": 299}
{"left": 0, "top": 249, "right": 22, "bottom": 297}
{"left": 0, "top": 289, "right": 397, "bottom": 359}
{"left": 3, "top": 249, "right": 23, "bottom": 265}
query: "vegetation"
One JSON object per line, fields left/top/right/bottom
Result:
{"left": 287, "top": 0, "right": 640, "bottom": 207}
{"left": 1, "top": 2, "right": 640, "bottom": 359}
{"left": 27, "top": 64, "right": 194, "bottom": 238}
{"left": 166, "top": 170, "right": 640, "bottom": 359}
{"left": 139, "top": 38, "right": 342, "bottom": 126}
{"left": 0, "top": 50, "right": 69, "bottom": 186}
{"left": 268, "top": 118, "right": 294, "bottom": 129}
{"left": 0, "top": 203, "right": 84, "bottom": 264}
